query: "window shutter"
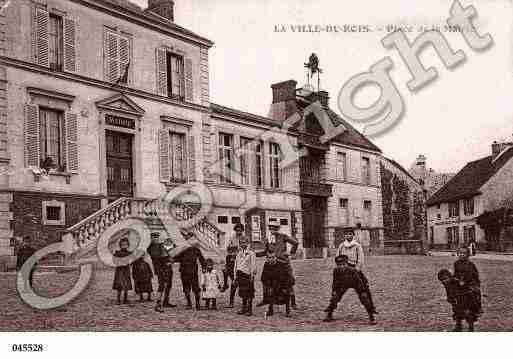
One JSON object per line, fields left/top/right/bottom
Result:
{"left": 35, "top": 8, "right": 50, "bottom": 67}
{"left": 105, "top": 32, "right": 119, "bottom": 82}
{"left": 65, "top": 113, "right": 79, "bottom": 173}
{"left": 63, "top": 17, "right": 77, "bottom": 72}
{"left": 184, "top": 57, "right": 193, "bottom": 102}
{"left": 155, "top": 48, "right": 167, "bottom": 96}
{"left": 188, "top": 135, "right": 196, "bottom": 182}
{"left": 159, "top": 129, "right": 170, "bottom": 182}
{"left": 24, "top": 105, "right": 40, "bottom": 167}
{"left": 118, "top": 36, "right": 130, "bottom": 83}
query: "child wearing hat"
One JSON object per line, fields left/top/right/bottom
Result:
{"left": 112, "top": 237, "right": 133, "bottom": 305}
{"left": 147, "top": 232, "right": 176, "bottom": 312}
{"left": 323, "top": 254, "right": 376, "bottom": 324}
{"left": 234, "top": 235, "right": 257, "bottom": 316}
{"left": 438, "top": 247, "right": 482, "bottom": 331}
{"left": 200, "top": 258, "right": 222, "bottom": 310}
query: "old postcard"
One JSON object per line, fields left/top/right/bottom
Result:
{"left": 0, "top": 0, "right": 512, "bottom": 356}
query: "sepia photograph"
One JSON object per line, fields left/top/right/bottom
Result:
{"left": 0, "top": 0, "right": 512, "bottom": 356}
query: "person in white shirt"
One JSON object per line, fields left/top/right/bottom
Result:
{"left": 336, "top": 228, "right": 378, "bottom": 315}
{"left": 233, "top": 236, "right": 257, "bottom": 316}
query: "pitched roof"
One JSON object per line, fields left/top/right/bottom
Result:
{"left": 426, "top": 146, "right": 513, "bottom": 206}
{"left": 382, "top": 157, "right": 421, "bottom": 185}
{"left": 93, "top": 0, "right": 213, "bottom": 47}
{"left": 295, "top": 97, "right": 382, "bottom": 153}
{"left": 210, "top": 103, "right": 281, "bottom": 127}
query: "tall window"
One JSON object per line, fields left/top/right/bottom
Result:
{"left": 448, "top": 201, "right": 460, "bottom": 217}
{"left": 218, "top": 133, "right": 233, "bottom": 183}
{"left": 336, "top": 152, "right": 347, "bottom": 180}
{"left": 464, "top": 225, "right": 476, "bottom": 245}
{"left": 362, "top": 157, "right": 371, "bottom": 185}
{"left": 239, "top": 137, "right": 251, "bottom": 185}
{"left": 167, "top": 53, "right": 184, "bottom": 99}
{"left": 447, "top": 226, "right": 459, "bottom": 248}
{"left": 339, "top": 198, "right": 349, "bottom": 225}
{"left": 269, "top": 142, "right": 281, "bottom": 188}
{"left": 363, "top": 200, "right": 372, "bottom": 226}
{"left": 254, "top": 140, "right": 263, "bottom": 187}
{"left": 39, "top": 108, "right": 65, "bottom": 171}
{"left": 463, "top": 198, "right": 474, "bottom": 216}
{"left": 169, "top": 132, "right": 187, "bottom": 182}
{"left": 105, "top": 30, "right": 130, "bottom": 84}
{"left": 48, "top": 14, "right": 63, "bottom": 70}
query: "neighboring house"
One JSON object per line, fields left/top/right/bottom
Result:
{"left": 409, "top": 154, "right": 454, "bottom": 197}
{"left": 380, "top": 157, "right": 427, "bottom": 254}
{"left": 268, "top": 81, "right": 384, "bottom": 256}
{"left": 426, "top": 141, "right": 513, "bottom": 252}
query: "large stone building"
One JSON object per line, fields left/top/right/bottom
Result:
{"left": 426, "top": 140, "right": 513, "bottom": 252}
{"left": 0, "top": 0, "right": 384, "bottom": 267}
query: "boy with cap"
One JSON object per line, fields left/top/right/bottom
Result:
{"left": 234, "top": 235, "right": 257, "bottom": 316}
{"left": 222, "top": 223, "right": 245, "bottom": 308}
{"left": 147, "top": 232, "right": 176, "bottom": 312}
{"left": 336, "top": 227, "right": 378, "bottom": 315}
{"left": 323, "top": 255, "right": 377, "bottom": 324}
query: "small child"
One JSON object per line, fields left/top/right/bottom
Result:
{"left": 323, "top": 255, "right": 376, "bottom": 324}
{"left": 200, "top": 258, "right": 222, "bottom": 310}
{"left": 132, "top": 256, "right": 154, "bottom": 302}
{"left": 438, "top": 247, "right": 482, "bottom": 332}
{"left": 112, "top": 237, "right": 133, "bottom": 305}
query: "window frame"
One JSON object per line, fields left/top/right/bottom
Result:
{"left": 166, "top": 52, "right": 185, "bottom": 100}
{"left": 42, "top": 200, "right": 66, "bottom": 226}
{"left": 269, "top": 142, "right": 281, "bottom": 189}
{"left": 463, "top": 198, "right": 474, "bottom": 216}
{"left": 362, "top": 156, "right": 371, "bottom": 185}
{"left": 218, "top": 132, "right": 234, "bottom": 184}
{"left": 48, "top": 13, "right": 64, "bottom": 71}
{"left": 168, "top": 131, "right": 188, "bottom": 183}
{"left": 39, "top": 107, "right": 66, "bottom": 172}
{"left": 336, "top": 151, "right": 347, "bottom": 181}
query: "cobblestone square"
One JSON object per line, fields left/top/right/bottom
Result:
{"left": 1, "top": 256, "right": 512, "bottom": 331}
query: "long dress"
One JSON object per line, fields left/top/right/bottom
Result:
{"left": 132, "top": 257, "right": 153, "bottom": 294}
{"left": 112, "top": 249, "right": 133, "bottom": 291}
{"left": 200, "top": 269, "right": 221, "bottom": 299}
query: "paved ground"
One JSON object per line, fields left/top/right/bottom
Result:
{"left": 1, "top": 256, "right": 512, "bottom": 331}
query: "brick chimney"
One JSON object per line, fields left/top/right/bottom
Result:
{"left": 147, "top": 0, "right": 175, "bottom": 22}
{"left": 268, "top": 80, "right": 298, "bottom": 122}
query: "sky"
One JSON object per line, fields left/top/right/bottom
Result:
{"left": 132, "top": 0, "right": 513, "bottom": 173}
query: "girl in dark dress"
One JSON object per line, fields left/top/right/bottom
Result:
{"left": 132, "top": 256, "right": 153, "bottom": 302}
{"left": 112, "top": 237, "right": 133, "bottom": 305}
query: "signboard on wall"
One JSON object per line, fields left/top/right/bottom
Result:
{"left": 251, "top": 215, "right": 261, "bottom": 242}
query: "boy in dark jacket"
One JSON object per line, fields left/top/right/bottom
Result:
{"left": 323, "top": 255, "right": 376, "bottom": 324}
{"left": 261, "top": 249, "right": 293, "bottom": 318}
{"left": 147, "top": 232, "right": 176, "bottom": 312}
{"left": 438, "top": 247, "right": 482, "bottom": 331}
{"left": 174, "top": 241, "right": 206, "bottom": 310}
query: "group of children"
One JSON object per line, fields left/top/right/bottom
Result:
{"left": 111, "top": 227, "right": 483, "bottom": 331}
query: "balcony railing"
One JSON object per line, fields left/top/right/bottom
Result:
{"left": 297, "top": 132, "right": 329, "bottom": 151}
{"left": 299, "top": 180, "right": 333, "bottom": 197}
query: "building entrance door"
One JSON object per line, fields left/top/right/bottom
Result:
{"left": 106, "top": 130, "right": 134, "bottom": 201}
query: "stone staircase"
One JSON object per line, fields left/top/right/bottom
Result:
{"left": 62, "top": 197, "right": 226, "bottom": 264}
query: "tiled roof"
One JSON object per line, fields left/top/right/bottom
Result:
{"left": 295, "top": 98, "right": 382, "bottom": 153}
{"left": 426, "top": 146, "right": 513, "bottom": 206}
{"left": 210, "top": 103, "right": 281, "bottom": 127}
{"left": 95, "top": 0, "right": 213, "bottom": 46}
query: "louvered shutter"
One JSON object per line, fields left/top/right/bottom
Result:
{"left": 156, "top": 48, "right": 167, "bottom": 96}
{"left": 35, "top": 8, "right": 49, "bottom": 67}
{"left": 24, "top": 105, "right": 40, "bottom": 167}
{"left": 184, "top": 58, "right": 193, "bottom": 102}
{"left": 65, "top": 113, "right": 79, "bottom": 173}
{"left": 118, "top": 36, "right": 130, "bottom": 84}
{"left": 159, "top": 129, "right": 170, "bottom": 182}
{"left": 105, "top": 32, "right": 119, "bottom": 82}
{"left": 63, "top": 17, "right": 77, "bottom": 72}
{"left": 188, "top": 135, "right": 196, "bottom": 182}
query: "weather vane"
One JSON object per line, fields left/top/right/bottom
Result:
{"left": 304, "top": 53, "right": 322, "bottom": 91}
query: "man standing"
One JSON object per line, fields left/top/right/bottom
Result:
{"left": 147, "top": 232, "right": 176, "bottom": 313}
{"left": 16, "top": 235, "right": 36, "bottom": 288}
{"left": 336, "top": 228, "right": 378, "bottom": 315}
{"left": 257, "top": 222, "right": 299, "bottom": 309}
{"left": 222, "top": 223, "right": 246, "bottom": 308}
{"left": 173, "top": 239, "right": 206, "bottom": 310}
{"left": 234, "top": 236, "right": 257, "bottom": 316}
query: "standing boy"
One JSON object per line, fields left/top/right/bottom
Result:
{"left": 336, "top": 227, "right": 378, "bottom": 315}
{"left": 147, "top": 232, "right": 176, "bottom": 312}
{"left": 234, "top": 236, "right": 257, "bottom": 316}
{"left": 323, "top": 255, "right": 377, "bottom": 324}
{"left": 174, "top": 240, "right": 206, "bottom": 310}
{"left": 222, "top": 223, "right": 245, "bottom": 308}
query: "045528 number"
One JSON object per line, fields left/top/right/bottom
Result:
{"left": 11, "top": 344, "right": 44, "bottom": 352}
